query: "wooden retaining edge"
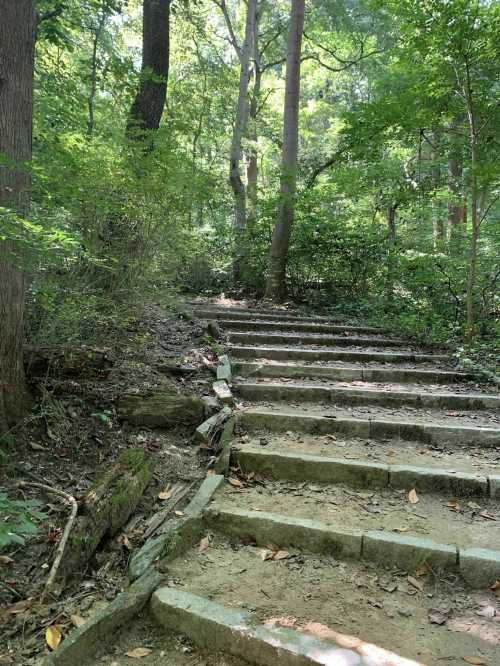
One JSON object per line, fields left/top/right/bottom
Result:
{"left": 204, "top": 506, "right": 500, "bottom": 588}
{"left": 233, "top": 447, "right": 498, "bottom": 498}
{"left": 238, "top": 409, "right": 500, "bottom": 447}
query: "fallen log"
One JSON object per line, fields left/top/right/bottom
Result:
{"left": 56, "top": 448, "right": 152, "bottom": 588}
{"left": 24, "top": 345, "right": 113, "bottom": 379}
{"left": 118, "top": 392, "right": 205, "bottom": 428}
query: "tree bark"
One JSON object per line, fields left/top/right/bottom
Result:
{"left": 447, "top": 154, "right": 466, "bottom": 254}
{"left": 231, "top": 0, "right": 257, "bottom": 284}
{"left": 0, "top": 0, "right": 37, "bottom": 432}
{"left": 385, "top": 203, "right": 398, "bottom": 310}
{"left": 264, "top": 0, "right": 305, "bottom": 302}
{"left": 246, "top": 5, "right": 261, "bottom": 224}
{"left": 431, "top": 131, "right": 444, "bottom": 244}
{"left": 87, "top": 6, "right": 108, "bottom": 137}
{"left": 126, "top": 0, "right": 170, "bottom": 141}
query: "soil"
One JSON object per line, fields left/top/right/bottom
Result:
{"left": 0, "top": 302, "right": 218, "bottom": 665}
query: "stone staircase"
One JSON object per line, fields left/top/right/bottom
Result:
{"left": 152, "top": 304, "right": 500, "bottom": 666}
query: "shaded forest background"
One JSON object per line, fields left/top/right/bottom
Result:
{"left": 2, "top": 0, "right": 500, "bottom": 377}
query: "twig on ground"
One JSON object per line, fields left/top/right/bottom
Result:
{"left": 17, "top": 481, "right": 78, "bottom": 601}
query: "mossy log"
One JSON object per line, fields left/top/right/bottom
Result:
{"left": 118, "top": 392, "right": 205, "bottom": 427}
{"left": 57, "top": 449, "right": 152, "bottom": 585}
{"left": 25, "top": 345, "right": 113, "bottom": 379}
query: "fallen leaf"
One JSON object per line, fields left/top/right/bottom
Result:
{"left": 393, "top": 526, "right": 410, "bottom": 533}
{"left": 415, "top": 563, "right": 432, "bottom": 577}
{"left": 158, "top": 489, "right": 172, "bottom": 501}
{"left": 408, "top": 488, "right": 419, "bottom": 504}
{"left": 490, "top": 581, "right": 500, "bottom": 596}
{"left": 447, "top": 500, "right": 461, "bottom": 512}
{"left": 259, "top": 549, "right": 274, "bottom": 561}
{"left": 272, "top": 550, "right": 290, "bottom": 561}
{"left": 29, "top": 442, "right": 46, "bottom": 451}
{"left": 70, "top": 614, "right": 86, "bottom": 628}
{"left": 408, "top": 576, "right": 424, "bottom": 592}
{"left": 120, "top": 534, "right": 132, "bottom": 550}
{"left": 475, "top": 605, "right": 496, "bottom": 618}
{"left": 467, "top": 501, "right": 481, "bottom": 510}
{"left": 174, "top": 510, "right": 184, "bottom": 516}
{"left": 46, "top": 625, "right": 62, "bottom": 650}
{"left": 428, "top": 610, "right": 448, "bottom": 625}
{"left": 463, "top": 657, "right": 487, "bottom": 665}
{"left": 480, "top": 511, "right": 497, "bottom": 521}
{"left": 228, "top": 477, "right": 243, "bottom": 488}
{"left": 126, "top": 647, "right": 153, "bottom": 659}
{"left": 199, "top": 536, "right": 210, "bottom": 553}
{"left": 0, "top": 555, "right": 14, "bottom": 565}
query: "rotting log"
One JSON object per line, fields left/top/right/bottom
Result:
{"left": 56, "top": 449, "right": 152, "bottom": 587}
{"left": 25, "top": 345, "right": 113, "bottom": 379}
{"left": 118, "top": 392, "right": 205, "bottom": 427}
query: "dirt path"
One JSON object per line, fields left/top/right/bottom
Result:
{"left": 102, "top": 303, "right": 500, "bottom": 666}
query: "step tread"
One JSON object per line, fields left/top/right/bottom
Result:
{"left": 165, "top": 535, "right": 500, "bottom": 666}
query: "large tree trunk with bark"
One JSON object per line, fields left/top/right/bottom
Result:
{"left": 264, "top": 0, "right": 305, "bottom": 302}
{"left": 0, "top": 1, "right": 37, "bottom": 432}
{"left": 126, "top": 0, "right": 170, "bottom": 141}
{"left": 231, "top": 0, "right": 257, "bottom": 284}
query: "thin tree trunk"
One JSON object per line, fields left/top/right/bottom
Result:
{"left": 126, "top": 0, "right": 170, "bottom": 141}
{"left": 231, "top": 0, "right": 257, "bottom": 284}
{"left": 385, "top": 203, "right": 397, "bottom": 310}
{"left": 448, "top": 153, "right": 466, "bottom": 254}
{"left": 87, "top": 7, "right": 108, "bottom": 137}
{"left": 246, "top": 5, "right": 261, "bottom": 223}
{"left": 265, "top": 0, "right": 305, "bottom": 301}
{"left": 431, "top": 132, "right": 444, "bottom": 244}
{"left": 0, "top": 0, "right": 37, "bottom": 431}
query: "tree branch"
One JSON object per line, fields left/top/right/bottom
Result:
{"left": 212, "top": 0, "right": 241, "bottom": 59}
{"left": 37, "top": 5, "right": 65, "bottom": 24}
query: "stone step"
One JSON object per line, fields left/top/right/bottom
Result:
{"left": 233, "top": 446, "right": 495, "bottom": 497}
{"left": 211, "top": 317, "right": 384, "bottom": 335}
{"left": 230, "top": 345, "right": 453, "bottom": 365}
{"left": 194, "top": 307, "right": 341, "bottom": 324}
{"left": 228, "top": 331, "right": 407, "bottom": 348}
{"left": 235, "top": 381, "right": 500, "bottom": 410}
{"left": 233, "top": 360, "right": 473, "bottom": 384}
{"left": 151, "top": 587, "right": 421, "bottom": 666}
{"left": 239, "top": 408, "right": 500, "bottom": 447}
{"left": 205, "top": 505, "right": 500, "bottom": 588}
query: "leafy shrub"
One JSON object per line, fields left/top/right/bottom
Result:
{"left": 0, "top": 491, "right": 46, "bottom": 549}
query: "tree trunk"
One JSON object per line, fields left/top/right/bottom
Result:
{"left": 431, "top": 132, "right": 444, "bottom": 244}
{"left": 231, "top": 0, "right": 257, "bottom": 284}
{"left": 126, "top": 0, "right": 170, "bottom": 141}
{"left": 265, "top": 0, "right": 305, "bottom": 302}
{"left": 0, "top": 0, "right": 37, "bottom": 432}
{"left": 87, "top": 6, "right": 108, "bottom": 137}
{"left": 246, "top": 6, "right": 261, "bottom": 224}
{"left": 385, "top": 203, "right": 397, "bottom": 310}
{"left": 447, "top": 154, "right": 466, "bottom": 254}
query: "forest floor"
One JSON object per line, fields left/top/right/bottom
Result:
{"left": 2, "top": 297, "right": 499, "bottom": 666}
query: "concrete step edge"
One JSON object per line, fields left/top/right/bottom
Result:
{"left": 228, "top": 332, "right": 407, "bottom": 348}
{"left": 151, "top": 587, "right": 421, "bottom": 666}
{"left": 233, "top": 447, "right": 497, "bottom": 497}
{"left": 204, "top": 506, "right": 500, "bottom": 588}
{"left": 229, "top": 345, "right": 453, "bottom": 364}
{"left": 215, "top": 318, "right": 384, "bottom": 334}
{"left": 239, "top": 409, "right": 500, "bottom": 447}
{"left": 232, "top": 361, "right": 472, "bottom": 384}
{"left": 235, "top": 381, "right": 500, "bottom": 409}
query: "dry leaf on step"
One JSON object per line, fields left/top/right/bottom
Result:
{"left": 447, "top": 500, "right": 461, "bottom": 512}
{"left": 126, "top": 647, "right": 153, "bottom": 658}
{"left": 45, "top": 625, "right": 62, "bottom": 650}
{"left": 480, "top": 511, "right": 496, "bottom": 521}
{"left": 228, "top": 477, "right": 243, "bottom": 488}
{"left": 463, "top": 657, "right": 487, "bottom": 665}
{"left": 272, "top": 550, "right": 290, "bottom": 561}
{"left": 199, "top": 536, "right": 210, "bottom": 553}
{"left": 408, "top": 488, "right": 419, "bottom": 504}
{"left": 393, "top": 526, "right": 409, "bottom": 533}
{"left": 415, "top": 563, "right": 432, "bottom": 577}
{"left": 490, "top": 581, "right": 500, "bottom": 596}
{"left": 259, "top": 548, "right": 274, "bottom": 561}
{"left": 158, "top": 489, "right": 172, "bottom": 501}
{"left": 70, "top": 614, "right": 86, "bottom": 628}
{"left": 407, "top": 576, "right": 424, "bottom": 592}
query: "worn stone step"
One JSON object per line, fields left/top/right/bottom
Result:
{"left": 233, "top": 446, "right": 494, "bottom": 497}
{"left": 205, "top": 505, "right": 500, "bottom": 587}
{"left": 233, "top": 360, "right": 472, "bottom": 384}
{"left": 229, "top": 345, "right": 453, "bottom": 365}
{"left": 239, "top": 408, "right": 500, "bottom": 447}
{"left": 212, "top": 317, "right": 384, "bottom": 335}
{"left": 228, "top": 331, "right": 407, "bottom": 349}
{"left": 194, "top": 307, "right": 341, "bottom": 324}
{"left": 151, "top": 587, "right": 420, "bottom": 666}
{"left": 235, "top": 381, "right": 500, "bottom": 410}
